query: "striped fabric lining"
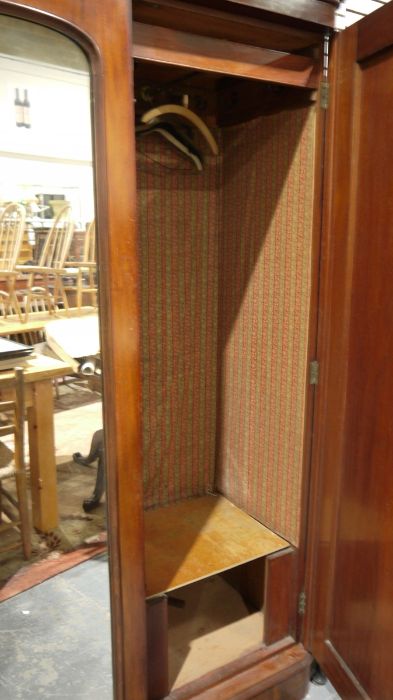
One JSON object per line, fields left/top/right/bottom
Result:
{"left": 137, "top": 106, "right": 315, "bottom": 545}
{"left": 137, "top": 135, "right": 220, "bottom": 508}
{"left": 216, "top": 108, "right": 315, "bottom": 544}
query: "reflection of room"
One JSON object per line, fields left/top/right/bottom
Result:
{"left": 0, "top": 17, "right": 104, "bottom": 596}
{"left": 2, "top": 11, "right": 313, "bottom": 697}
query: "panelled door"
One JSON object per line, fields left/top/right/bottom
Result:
{"left": 305, "top": 4, "right": 393, "bottom": 700}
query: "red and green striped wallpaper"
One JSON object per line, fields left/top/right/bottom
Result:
{"left": 216, "top": 107, "right": 315, "bottom": 544}
{"left": 137, "top": 134, "right": 220, "bottom": 508}
{"left": 137, "top": 105, "right": 315, "bottom": 545}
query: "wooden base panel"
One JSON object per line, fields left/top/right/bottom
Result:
{"left": 168, "top": 643, "right": 311, "bottom": 700}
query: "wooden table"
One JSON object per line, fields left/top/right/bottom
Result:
{"left": 0, "top": 306, "right": 96, "bottom": 338}
{"left": 0, "top": 355, "right": 73, "bottom": 532}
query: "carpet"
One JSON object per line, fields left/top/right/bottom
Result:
{"left": 0, "top": 459, "right": 106, "bottom": 597}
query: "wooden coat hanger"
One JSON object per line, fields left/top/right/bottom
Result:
{"left": 136, "top": 121, "right": 203, "bottom": 171}
{"left": 141, "top": 104, "right": 219, "bottom": 155}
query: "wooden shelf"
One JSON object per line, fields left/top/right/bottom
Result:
{"left": 144, "top": 494, "right": 288, "bottom": 598}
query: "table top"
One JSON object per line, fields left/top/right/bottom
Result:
{"left": 0, "top": 353, "right": 73, "bottom": 383}
{"left": 0, "top": 307, "right": 96, "bottom": 337}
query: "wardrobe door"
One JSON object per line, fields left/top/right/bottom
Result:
{"left": 305, "top": 4, "right": 393, "bottom": 700}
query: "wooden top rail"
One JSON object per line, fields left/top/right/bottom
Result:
{"left": 133, "top": 22, "right": 320, "bottom": 88}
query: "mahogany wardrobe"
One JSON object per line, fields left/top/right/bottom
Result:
{"left": 2, "top": 1, "right": 392, "bottom": 699}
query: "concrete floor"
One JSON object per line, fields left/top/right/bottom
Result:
{"left": 0, "top": 552, "right": 342, "bottom": 700}
{"left": 0, "top": 377, "right": 342, "bottom": 700}
{"left": 0, "top": 554, "right": 112, "bottom": 700}
{"left": 306, "top": 679, "right": 341, "bottom": 700}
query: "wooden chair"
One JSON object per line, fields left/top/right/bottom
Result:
{"left": 0, "top": 367, "right": 31, "bottom": 559}
{"left": 17, "top": 204, "right": 74, "bottom": 321}
{"left": 64, "top": 220, "right": 97, "bottom": 310}
{"left": 0, "top": 203, "right": 26, "bottom": 321}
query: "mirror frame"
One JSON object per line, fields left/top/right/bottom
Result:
{"left": 0, "top": 1, "right": 146, "bottom": 698}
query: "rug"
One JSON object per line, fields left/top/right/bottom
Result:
{"left": 0, "top": 457, "right": 106, "bottom": 597}
{"left": 0, "top": 379, "right": 105, "bottom": 598}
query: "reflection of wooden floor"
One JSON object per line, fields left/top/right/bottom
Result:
{"left": 144, "top": 494, "right": 288, "bottom": 597}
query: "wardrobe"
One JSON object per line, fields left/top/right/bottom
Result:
{"left": 3, "top": 1, "right": 393, "bottom": 699}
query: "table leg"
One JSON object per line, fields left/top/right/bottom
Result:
{"left": 27, "top": 379, "right": 59, "bottom": 532}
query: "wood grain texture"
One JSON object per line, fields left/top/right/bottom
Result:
{"left": 247, "top": 663, "right": 309, "bottom": 700}
{"left": 144, "top": 495, "right": 288, "bottom": 597}
{"left": 222, "top": 557, "right": 266, "bottom": 611}
{"left": 133, "top": 0, "right": 322, "bottom": 52}
{"left": 195, "top": 0, "right": 337, "bottom": 27}
{"left": 306, "top": 6, "right": 393, "bottom": 699}
{"left": 168, "top": 643, "right": 310, "bottom": 700}
{"left": 147, "top": 596, "right": 169, "bottom": 700}
{"left": 357, "top": 0, "right": 393, "bottom": 60}
{"left": 0, "top": 354, "right": 71, "bottom": 383}
{"left": 26, "top": 380, "right": 58, "bottom": 531}
{"left": 263, "top": 549, "right": 297, "bottom": 646}
{"left": 0, "top": 1, "right": 147, "bottom": 698}
{"left": 304, "top": 23, "right": 360, "bottom": 660}
{"left": 330, "top": 39, "right": 393, "bottom": 700}
{"left": 133, "top": 23, "right": 319, "bottom": 88}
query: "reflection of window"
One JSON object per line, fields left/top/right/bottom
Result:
{"left": 0, "top": 53, "right": 94, "bottom": 226}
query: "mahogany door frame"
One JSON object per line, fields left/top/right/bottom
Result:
{"left": 0, "top": 1, "right": 147, "bottom": 698}
{"left": 304, "top": 3, "right": 393, "bottom": 698}
{"left": 0, "top": 2, "right": 326, "bottom": 698}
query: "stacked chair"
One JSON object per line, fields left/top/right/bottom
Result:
{"left": 0, "top": 203, "right": 26, "bottom": 321}
{"left": 0, "top": 367, "right": 31, "bottom": 559}
{"left": 17, "top": 203, "right": 74, "bottom": 321}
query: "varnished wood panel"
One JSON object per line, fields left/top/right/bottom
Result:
{"left": 264, "top": 549, "right": 297, "bottom": 646}
{"left": 133, "top": 0, "right": 322, "bottom": 52}
{"left": 191, "top": 0, "right": 337, "bottom": 28}
{"left": 222, "top": 558, "right": 266, "bottom": 611}
{"left": 145, "top": 495, "right": 288, "bottom": 597}
{"left": 168, "top": 643, "right": 310, "bottom": 699}
{"left": 329, "top": 41, "right": 393, "bottom": 700}
{"left": 249, "top": 663, "right": 309, "bottom": 700}
{"left": 133, "top": 23, "right": 319, "bottom": 88}
{"left": 357, "top": 0, "right": 393, "bottom": 60}
{"left": 147, "top": 596, "right": 169, "bottom": 700}
{"left": 306, "top": 5, "right": 393, "bottom": 699}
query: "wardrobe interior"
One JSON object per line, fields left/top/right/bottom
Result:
{"left": 134, "top": 58, "right": 317, "bottom": 691}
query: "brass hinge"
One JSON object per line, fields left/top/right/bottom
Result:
{"left": 309, "top": 360, "right": 319, "bottom": 386}
{"left": 320, "top": 81, "right": 329, "bottom": 110}
{"left": 298, "top": 591, "right": 306, "bottom": 616}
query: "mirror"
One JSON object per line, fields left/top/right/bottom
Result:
{"left": 0, "top": 15, "right": 113, "bottom": 698}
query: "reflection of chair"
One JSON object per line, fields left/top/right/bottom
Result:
{"left": 0, "top": 368, "right": 31, "bottom": 559}
{"left": 0, "top": 203, "right": 26, "bottom": 321}
{"left": 17, "top": 204, "right": 74, "bottom": 320}
{"left": 64, "top": 220, "right": 97, "bottom": 310}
